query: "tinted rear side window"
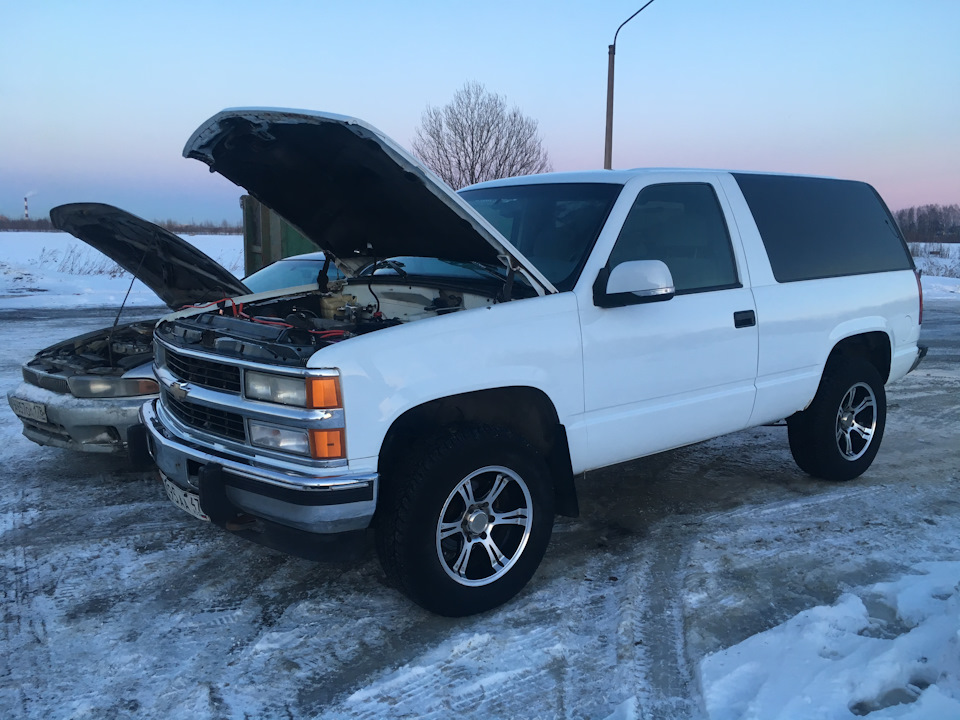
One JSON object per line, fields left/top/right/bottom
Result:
{"left": 733, "top": 174, "right": 913, "bottom": 282}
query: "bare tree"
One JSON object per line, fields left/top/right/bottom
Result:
{"left": 895, "top": 204, "right": 960, "bottom": 243}
{"left": 412, "top": 81, "right": 552, "bottom": 189}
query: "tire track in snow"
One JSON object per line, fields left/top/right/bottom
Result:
{"left": 319, "top": 622, "right": 572, "bottom": 719}
{"left": 631, "top": 526, "right": 704, "bottom": 720}
{"left": 1, "top": 473, "right": 53, "bottom": 719}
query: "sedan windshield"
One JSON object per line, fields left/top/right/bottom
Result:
{"left": 460, "top": 183, "right": 622, "bottom": 291}
{"left": 243, "top": 256, "right": 344, "bottom": 294}
{"left": 357, "top": 257, "right": 505, "bottom": 281}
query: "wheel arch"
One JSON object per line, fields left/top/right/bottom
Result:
{"left": 825, "top": 331, "right": 892, "bottom": 383}
{"left": 377, "top": 386, "right": 579, "bottom": 518}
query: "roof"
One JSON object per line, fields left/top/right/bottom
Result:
{"left": 462, "top": 167, "right": 844, "bottom": 190}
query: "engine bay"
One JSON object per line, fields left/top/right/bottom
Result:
{"left": 157, "top": 281, "right": 499, "bottom": 366}
{"left": 27, "top": 320, "right": 156, "bottom": 379}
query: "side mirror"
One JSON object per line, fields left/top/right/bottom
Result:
{"left": 593, "top": 259, "right": 675, "bottom": 308}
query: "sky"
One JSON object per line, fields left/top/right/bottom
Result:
{"left": 1, "top": 0, "right": 958, "bottom": 223}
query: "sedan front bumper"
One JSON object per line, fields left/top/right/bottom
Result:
{"left": 7, "top": 382, "right": 150, "bottom": 454}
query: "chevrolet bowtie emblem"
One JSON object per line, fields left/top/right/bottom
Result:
{"left": 168, "top": 381, "right": 190, "bottom": 401}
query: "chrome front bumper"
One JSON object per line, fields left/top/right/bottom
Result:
{"left": 140, "top": 399, "right": 377, "bottom": 533}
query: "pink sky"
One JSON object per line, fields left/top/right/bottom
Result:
{"left": 2, "top": 1, "right": 957, "bottom": 221}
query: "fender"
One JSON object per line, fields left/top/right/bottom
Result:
{"left": 309, "top": 292, "right": 585, "bottom": 467}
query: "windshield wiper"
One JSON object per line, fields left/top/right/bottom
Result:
{"left": 371, "top": 259, "right": 408, "bottom": 279}
{"left": 465, "top": 261, "right": 507, "bottom": 281}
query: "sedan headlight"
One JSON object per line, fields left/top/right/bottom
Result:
{"left": 244, "top": 371, "right": 341, "bottom": 408}
{"left": 68, "top": 376, "right": 160, "bottom": 398}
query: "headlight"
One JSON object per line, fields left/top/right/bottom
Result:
{"left": 248, "top": 422, "right": 345, "bottom": 459}
{"left": 249, "top": 421, "right": 311, "bottom": 456}
{"left": 68, "top": 376, "right": 160, "bottom": 398}
{"left": 244, "top": 371, "right": 341, "bottom": 409}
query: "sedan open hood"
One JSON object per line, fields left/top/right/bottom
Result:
{"left": 182, "top": 108, "right": 555, "bottom": 293}
{"left": 50, "top": 203, "right": 250, "bottom": 309}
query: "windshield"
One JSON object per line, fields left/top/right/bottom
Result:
{"left": 357, "top": 256, "right": 506, "bottom": 281}
{"left": 243, "top": 256, "right": 345, "bottom": 294}
{"left": 355, "top": 256, "right": 536, "bottom": 297}
{"left": 460, "top": 183, "right": 622, "bottom": 291}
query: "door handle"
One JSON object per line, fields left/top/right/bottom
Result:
{"left": 734, "top": 310, "right": 756, "bottom": 328}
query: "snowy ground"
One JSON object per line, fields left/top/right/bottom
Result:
{"left": 1, "top": 233, "right": 959, "bottom": 719}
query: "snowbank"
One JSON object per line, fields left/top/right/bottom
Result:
{"left": 700, "top": 562, "right": 960, "bottom": 719}
{"left": 909, "top": 242, "right": 960, "bottom": 279}
{"left": 0, "top": 231, "right": 242, "bottom": 309}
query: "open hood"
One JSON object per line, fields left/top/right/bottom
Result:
{"left": 183, "top": 107, "right": 555, "bottom": 293}
{"left": 50, "top": 203, "right": 250, "bottom": 309}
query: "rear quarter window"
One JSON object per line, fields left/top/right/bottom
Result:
{"left": 733, "top": 173, "right": 914, "bottom": 282}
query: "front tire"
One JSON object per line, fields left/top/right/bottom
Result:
{"left": 376, "top": 425, "right": 554, "bottom": 616}
{"left": 788, "top": 356, "right": 886, "bottom": 481}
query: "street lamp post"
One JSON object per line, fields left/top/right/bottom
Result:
{"left": 604, "top": 0, "right": 657, "bottom": 170}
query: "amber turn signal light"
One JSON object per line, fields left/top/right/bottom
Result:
{"left": 309, "top": 429, "right": 345, "bottom": 459}
{"left": 307, "top": 376, "right": 342, "bottom": 409}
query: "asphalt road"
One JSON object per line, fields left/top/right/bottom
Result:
{"left": 1, "top": 300, "right": 958, "bottom": 719}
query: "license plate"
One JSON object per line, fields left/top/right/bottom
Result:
{"left": 162, "top": 475, "right": 210, "bottom": 522}
{"left": 9, "top": 396, "right": 48, "bottom": 424}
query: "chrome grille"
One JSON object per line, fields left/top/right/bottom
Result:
{"left": 22, "top": 366, "right": 69, "bottom": 394}
{"left": 164, "top": 349, "right": 241, "bottom": 392}
{"left": 163, "top": 391, "right": 246, "bottom": 442}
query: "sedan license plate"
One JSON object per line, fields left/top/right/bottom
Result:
{"left": 162, "top": 475, "right": 210, "bottom": 522}
{"left": 9, "top": 396, "right": 48, "bottom": 424}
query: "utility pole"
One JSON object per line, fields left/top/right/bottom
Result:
{"left": 604, "top": 0, "right": 657, "bottom": 170}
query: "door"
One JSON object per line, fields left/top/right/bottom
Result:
{"left": 578, "top": 181, "right": 759, "bottom": 470}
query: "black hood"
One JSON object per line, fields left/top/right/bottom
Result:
{"left": 50, "top": 203, "right": 250, "bottom": 309}
{"left": 181, "top": 108, "right": 554, "bottom": 293}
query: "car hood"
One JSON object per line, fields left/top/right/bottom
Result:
{"left": 50, "top": 203, "right": 250, "bottom": 309}
{"left": 182, "top": 107, "right": 555, "bottom": 293}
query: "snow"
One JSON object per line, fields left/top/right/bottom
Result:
{"left": 1, "top": 231, "right": 959, "bottom": 718}
{"left": 909, "top": 242, "right": 960, "bottom": 281}
{"left": 921, "top": 274, "right": 960, "bottom": 299}
{"left": 0, "top": 231, "right": 243, "bottom": 309}
{"left": 700, "top": 562, "right": 960, "bottom": 719}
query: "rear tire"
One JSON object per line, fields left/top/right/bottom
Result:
{"left": 787, "top": 357, "right": 886, "bottom": 482}
{"left": 376, "top": 425, "right": 554, "bottom": 616}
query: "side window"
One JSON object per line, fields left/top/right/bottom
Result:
{"left": 608, "top": 183, "right": 739, "bottom": 294}
{"left": 732, "top": 173, "right": 913, "bottom": 282}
